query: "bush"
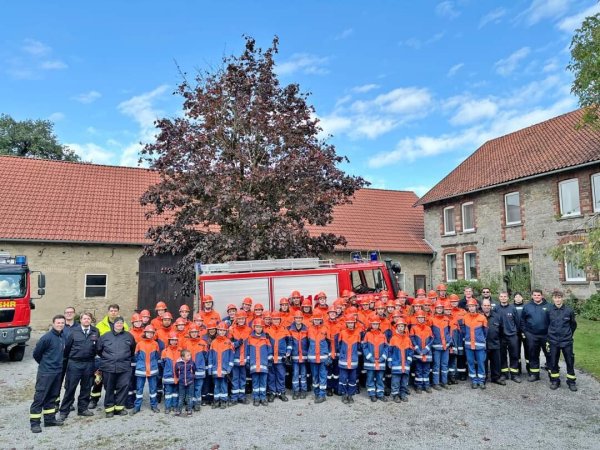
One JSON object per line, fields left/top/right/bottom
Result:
{"left": 581, "top": 293, "right": 600, "bottom": 321}
{"left": 564, "top": 294, "right": 584, "bottom": 315}
{"left": 446, "top": 271, "right": 503, "bottom": 298}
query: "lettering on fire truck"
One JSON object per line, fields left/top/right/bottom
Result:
{"left": 0, "top": 300, "right": 17, "bottom": 308}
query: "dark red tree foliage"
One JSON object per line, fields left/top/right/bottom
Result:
{"left": 141, "top": 37, "right": 368, "bottom": 295}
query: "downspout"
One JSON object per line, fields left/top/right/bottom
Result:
{"left": 423, "top": 239, "right": 437, "bottom": 291}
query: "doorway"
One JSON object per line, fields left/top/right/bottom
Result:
{"left": 503, "top": 253, "right": 531, "bottom": 296}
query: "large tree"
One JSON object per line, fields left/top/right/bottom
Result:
{"left": 141, "top": 37, "right": 367, "bottom": 295}
{"left": 0, "top": 114, "right": 80, "bottom": 161}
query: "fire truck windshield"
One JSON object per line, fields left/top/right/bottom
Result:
{"left": 0, "top": 273, "right": 26, "bottom": 298}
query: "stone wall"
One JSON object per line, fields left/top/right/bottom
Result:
{"left": 424, "top": 164, "right": 600, "bottom": 299}
{"left": 0, "top": 242, "right": 142, "bottom": 329}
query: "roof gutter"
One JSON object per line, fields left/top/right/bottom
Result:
{"left": 0, "top": 238, "right": 148, "bottom": 247}
{"left": 417, "top": 159, "right": 600, "bottom": 206}
{"left": 423, "top": 238, "right": 437, "bottom": 291}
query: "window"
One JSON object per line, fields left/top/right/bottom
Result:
{"left": 350, "top": 269, "right": 387, "bottom": 294}
{"left": 592, "top": 173, "right": 600, "bottom": 213}
{"left": 414, "top": 275, "right": 426, "bottom": 292}
{"left": 564, "top": 245, "right": 586, "bottom": 282}
{"left": 0, "top": 273, "right": 26, "bottom": 298}
{"left": 505, "top": 192, "right": 521, "bottom": 225}
{"left": 443, "top": 206, "right": 455, "bottom": 235}
{"left": 559, "top": 179, "right": 580, "bottom": 217}
{"left": 445, "top": 254, "right": 457, "bottom": 281}
{"left": 85, "top": 274, "right": 107, "bottom": 298}
{"left": 464, "top": 252, "right": 477, "bottom": 280}
{"left": 462, "top": 202, "right": 475, "bottom": 232}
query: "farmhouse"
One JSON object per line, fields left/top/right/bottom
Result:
{"left": 417, "top": 109, "right": 600, "bottom": 299}
{"left": 0, "top": 156, "right": 431, "bottom": 327}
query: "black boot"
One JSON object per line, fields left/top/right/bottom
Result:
{"left": 31, "top": 423, "right": 42, "bottom": 433}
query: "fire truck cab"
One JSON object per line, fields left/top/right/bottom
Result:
{"left": 0, "top": 252, "right": 45, "bottom": 361}
{"left": 196, "top": 257, "right": 402, "bottom": 314}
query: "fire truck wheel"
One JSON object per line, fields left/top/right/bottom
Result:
{"left": 9, "top": 345, "right": 25, "bottom": 361}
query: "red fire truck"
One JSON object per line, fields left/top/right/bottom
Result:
{"left": 0, "top": 252, "right": 45, "bottom": 361}
{"left": 195, "top": 257, "right": 402, "bottom": 314}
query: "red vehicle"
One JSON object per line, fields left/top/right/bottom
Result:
{"left": 195, "top": 257, "right": 402, "bottom": 314}
{"left": 0, "top": 252, "right": 45, "bottom": 361}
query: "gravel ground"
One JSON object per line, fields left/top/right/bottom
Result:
{"left": 1, "top": 332, "right": 598, "bottom": 450}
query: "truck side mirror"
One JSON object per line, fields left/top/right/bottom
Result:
{"left": 391, "top": 262, "right": 401, "bottom": 274}
{"left": 38, "top": 288, "right": 45, "bottom": 296}
{"left": 38, "top": 273, "right": 46, "bottom": 289}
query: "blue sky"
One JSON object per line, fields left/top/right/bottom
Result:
{"left": 1, "top": 0, "right": 598, "bottom": 196}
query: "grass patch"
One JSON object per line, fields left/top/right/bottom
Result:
{"left": 574, "top": 318, "right": 600, "bottom": 380}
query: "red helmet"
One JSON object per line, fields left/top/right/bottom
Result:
{"left": 226, "top": 303, "right": 238, "bottom": 312}
{"left": 242, "top": 296, "right": 253, "bottom": 306}
{"left": 193, "top": 313, "right": 203, "bottom": 321}
{"left": 374, "top": 301, "right": 385, "bottom": 309}
{"left": 346, "top": 306, "right": 358, "bottom": 315}
{"left": 327, "top": 305, "right": 337, "bottom": 314}
{"left": 290, "top": 290, "right": 301, "bottom": 298}
{"left": 360, "top": 297, "right": 370, "bottom": 306}
{"left": 449, "top": 293, "right": 460, "bottom": 302}
{"left": 131, "top": 313, "right": 142, "bottom": 323}
{"left": 143, "top": 325, "right": 155, "bottom": 333}
{"left": 434, "top": 301, "right": 445, "bottom": 310}
{"left": 467, "top": 298, "right": 478, "bottom": 307}
{"left": 316, "top": 291, "right": 327, "bottom": 299}
{"left": 168, "top": 332, "right": 179, "bottom": 341}
{"left": 254, "top": 303, "right": 264, "bottom": 311}
{"left": 162, "top": 312, "right": 173, "bottom": 320}
{"left": 380, "top": 290, "right": 389, "bottom": 298}
{"left": 344, "top": 314, "right": 356, "bottom": 323}
{"left": 293, "top": 311, "right": 304, "bottom": 320}
{"left": 443, "top": 301, "right": 452, "bottom": 310}
{"left": 395, "top": 317, "right": 407, "bottom": 326}
{"left": 235, "top": 311, "right": 247, "bottom": 319}
{"left": 271, "top": 311, "right": 281, "bottom": 320}
{"left": 217, "top": 321, "right": 229, "bottom": 331}
{"left": 179, "top": 304, "right": 190, "bottom": 312}
{"left": 386, "top": 300, "right": 395, "bottom": 308}
{"left": 202, "top": 294, "right": 214, "bottom": 303}
{"left": 311, "top": 311, "right": 324, "bottom": 321}
{"left": 263, "top": 311, "right": 272, "bottom": 319}
{"left": 416, "top": 288, "right": 426, "bottom": 296}
{"left": 369, "top": 314, "right": 381, "bottom": 325}
{"left": 428, "top": 290, "right": 438, "bottom": 299}
{"left": 415, "top": 311, "right": 427, "bottom": 318}
{"left": 140, "top": 309, "right": 151, "bottom": 318}
{"left": 155, "top": 301, "right": 167, "bottom": 310}
{"left": 301, "top": 298, "right": 312, "bottom": 307}
{"left": 396, "top": 291, "right": 407, "bottom": 299}
{"left": 253, "top": 319, "right": 265, "bottom": 328}
{"left": 391, "top": 312, "right": 402, "bottom": 321}
{"left": 175, "top": 317, "right": 186, "bottom": 326}
{"left": 413, "top": 298, "right": 424, "bottom": 307}
{"left": 206, "top": 319, "right": 218, "bottom": 329}
{"left": 188, "top": 325, "right": 200, "bottom": 333}
{"left": 279, "top": 297, "right": 289, "bottom": 305}
{"left": 436, "top": 284, "right": 447, "bottom": 291}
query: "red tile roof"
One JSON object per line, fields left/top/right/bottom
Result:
{"left": 416, "top": 109, "right": 600, "bottom": 206}
{"left": 0, "top": 156, "right": 431, "bottom": 253}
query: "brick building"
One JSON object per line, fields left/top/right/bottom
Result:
{"left": 417, "top": 109, "right": 600, "bottom": 299}
{"left": 0, "top": 156, "right": 431, "bottom": 327}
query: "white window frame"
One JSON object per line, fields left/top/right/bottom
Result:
{"left": 564, "top": 244, "right": 586, "bottom": 282}
{"left": 592, "top": 173, "right": 600, "bottom": 213}
{"left": 462, "top": 202, "right": 475, "bottom": 232}
{"left": 445, "top": 253, "right": 457, "bottom": 282}
{"left": 464, "top": 251, "right": 477, "bottom": 281}
{"left": 443, "top": 206, "right": 456, "bottom": 235}
{"left": 559, "top": 178, "right": 581, "bottom": 217}
{"left": 504, "top": 192, "right": 521, "bottom": 226}
{"left": 84, "top": 273, "right": 108, "bottom": 298}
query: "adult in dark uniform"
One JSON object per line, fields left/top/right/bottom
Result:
{"left": 96, "top": 316, "right": 136, "bottom": 417}
{"left": 57, "top": 312, "right": 99, "bottom": 421}
{"left": 482, "top": 299, "right": 503, "bottom": 385}
{"left": 520, "top": 290, "right": 550, "bottom": 382}
{"left": 496, "top": 292, "right": 522, "bottom": 383}
{"left": 29, "top": 315, "right": 66, "bottom": 433}
{"left": 547, "top": 290, "right": 577, "bottom": 391}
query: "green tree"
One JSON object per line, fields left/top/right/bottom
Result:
{"left": 0, "top": 114, "right": 80, "bottom": 161}
{"left": 141, "top": 37, "right": 367, "bottom": 294}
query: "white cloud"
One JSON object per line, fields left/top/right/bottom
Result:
{"left": 22, "top": 39, "right": 51, "bottom": 56}
{"left": 67, "top": 142, "right": 115, "bottom": 165}
{"left": 367, "top": 97, "right": 576, "bottom": 168}
{"left": 318, "top": 114, "right": 353, "bottom": 137}
{"left": 479, "top": 7, "right": 506, "bottom": 28}
{"left": 48, "top": 112, "right": 65, "bottom": 122}
{"left": 276, "top": 53, "right": 329, "bottom": 76}
{"left": 399, "top": 32, "right": 445, "bottom": 50}
{"left": 73, "top": 90, "right": 102, "bottom": 104}
{"left": 351, "top": 84, "right": 379, "bottom": 94}
{"left": 447, "top": 63, "right": 464, "bottom": 77}
{"left": 518, "top": 0, "right": 570, "bottom": 26}
{"left": 40, "top": 60, "right": 67, "bottom": 70}
{"left": 352, "top": 87, "right": 433, "bottom": 115}
{"left": 542, "top": 58, "right": 560, "bottom": 73}
{"left": 449, "top": 98, "right": 499, "bottom": 125}
{"left": 557, "top": 3, "right": 600, "bottom": 32}
{"left": 435, "top": 1, "right": 460, "bottom": 19}
{"left": 118, "top": 84, "right": 169, "bottom": 142}
{"left": 494, "top": 47, "right": 531, "bottom": 76}
{"left": 401, "top": 185, "right": 432, "bottom": 197}
{"left": 352, "top": 117, "right": 397, "bottom": 139}
{"left": 86, "top": 126, "right": 97, "bottom": 134}
{"left": 335, "top": 28, "right": 354, "bottom": 40}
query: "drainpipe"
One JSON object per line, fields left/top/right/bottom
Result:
{"left": 423, "top": 239, "right": 437, "bottom": 290}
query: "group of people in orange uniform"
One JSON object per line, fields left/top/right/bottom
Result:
{"left": 127, "top": 284, "right": 503, "bottom": 414}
